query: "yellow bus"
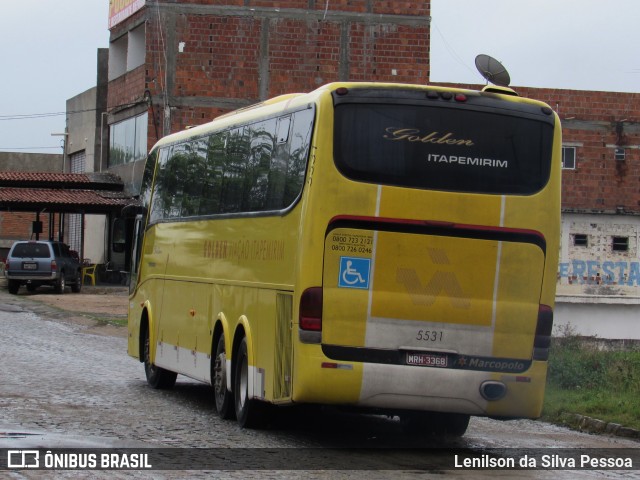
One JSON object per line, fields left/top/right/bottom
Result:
{"left": 127, "top": 82, "right": 561, "bottom": 435}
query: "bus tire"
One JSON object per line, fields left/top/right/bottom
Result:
{"left": 143, "top": 326, "right": 177, "bottom": 389}
{"left": 234, "top": 336, "right": 264, "bottom": 428}
{"left": 400, "top": 411, "right": 470, "bottom": 438}
{"left": 213, "top": 334, "right": 235, "bottom": 419}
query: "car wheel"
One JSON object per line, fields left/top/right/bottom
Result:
{"left": 8, "top": 280, "right": 20, "bottom": 295}
{"left": 71, "top": 270, "right": 82, "bottom": 293}
{"left": 55, "top": 274, "right": 65, "bottom": 294}
{"left": 234, "top": 336, "right": 265, "bottom": 428}
{"left": 143, "top": 326, "right": 177, "bottom": 389}
{"left": 213, "top": 334, "right": 235, "bottom": 419}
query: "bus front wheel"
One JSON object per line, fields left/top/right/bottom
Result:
{"left": 234, "top": 336, "right": 264, "bottom": 428}
{"left": 213, "top": 334, "right": 235, "bottom": 419}
{"left": 143, "top": 327, "right": 177, "bottom": 389}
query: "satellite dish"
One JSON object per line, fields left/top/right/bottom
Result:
{"left": 475, "top": 54, "right": 511, "bottom": 87}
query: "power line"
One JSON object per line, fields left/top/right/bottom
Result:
{"left": 432, "top": 21, "right": 479, "bottom": 80}
{"left": 0, "top": 108, "right": 97, "bottom": 121}
{"left": 0, "top": 146, "right": 62, "bottom": 151}
{"left": 0, "top": 99, "right": 146, "bottom": 122}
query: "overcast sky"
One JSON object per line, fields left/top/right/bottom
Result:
{"left": 0, "top": 0, "right": 638, "bottom": 154}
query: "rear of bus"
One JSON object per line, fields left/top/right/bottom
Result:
{"left": 294, "top": 83, "right": 560, "bottom": 425}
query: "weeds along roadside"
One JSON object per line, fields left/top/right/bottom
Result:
{"left": 542, "top": 323, "right": 640, "bottom": 432}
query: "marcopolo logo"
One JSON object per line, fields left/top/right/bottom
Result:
{"left": 456, "top": 356, "right": 528, "bottom": 373}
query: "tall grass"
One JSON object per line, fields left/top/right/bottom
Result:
{"left": 542, "top": 324, "right": 640, "bottom": 430}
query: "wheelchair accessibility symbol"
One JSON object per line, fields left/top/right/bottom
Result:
{"left": 338, "top": 257, "right": 371, "bottom": 290}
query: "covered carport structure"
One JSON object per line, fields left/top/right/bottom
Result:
{"left": 0, "top": 171, "right": 138, "bottom": 265}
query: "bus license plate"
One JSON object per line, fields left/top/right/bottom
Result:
{"left": 406, "top": 352, "right": 448, "bottom": 368}
{"left": 22, "top": 262, "right": 37, "bottom": 270}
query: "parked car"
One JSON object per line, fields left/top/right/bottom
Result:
{"left": 4, "top": 240, "right": 82, "bottom": 294}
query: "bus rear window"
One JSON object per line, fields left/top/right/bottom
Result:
{"left": 334, "top": 102, "right": 554, "bottom": 195}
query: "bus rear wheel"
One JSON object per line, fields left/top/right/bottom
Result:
{"left": 400, "top": 411, "right": 470, "bottom": 437}
{"left": 213, "top": 334, "right": 235, "bottom": 419}
{"left": 143, "top": 327, "right": 177, "bottom": 389}
{"left": 234, "top": 336, "right": 264, "bottom": 428}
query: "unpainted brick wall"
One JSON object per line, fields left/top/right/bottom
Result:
{"left": 109, "top": 1, "right": 430, "bottom": 142}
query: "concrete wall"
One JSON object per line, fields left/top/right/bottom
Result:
{"left": 555, "top": 212, "right": 640, "bottom": 339}
{"left": 558, "top": 213, "right": 640, "bottom": 296}
{"left": 107, "top": 156, "right": 146, "bottom": 196}
{"left": 0, "top": 152, "right": 63, "bottom": 172}
{"left": 84, "top": 214, "right": 107, "bottom": 264}
{"left": 67, "top": 87, "right": 99, "bottom": 172}
{"left": 66, "top": 48, "right": 109, "bottom": 173}
{"left": 555, "top": 298, "right": 640, "bottom": 340}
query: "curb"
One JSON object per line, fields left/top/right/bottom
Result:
{"left": 560, "top": 413, "right": 640, "bottom": 440}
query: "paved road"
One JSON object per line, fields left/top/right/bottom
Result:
{"left": 0, "top": 289, "right": 638, "bottom": 479}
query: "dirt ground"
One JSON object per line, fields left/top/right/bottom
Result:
{"left": 28, "top": 289, "right": 129, "bottom": 317}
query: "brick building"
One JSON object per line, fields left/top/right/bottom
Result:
{"left": 103, "top": 1, "right": 640, "bottom": 337}
{"left": 2, "top": 1, "right": 639, "bottom": 337}
{"left": 430, "top": 85, "right": 639, "bottom": 338}
{"left": 104, "top": 0, "right": 431, "bottom": 197}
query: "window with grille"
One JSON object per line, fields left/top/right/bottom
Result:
{"left": 612, "top": 236, "right": 629, "bottom": 252}
{"left": 573, "top": 234, "right": 588, "bottom": 247}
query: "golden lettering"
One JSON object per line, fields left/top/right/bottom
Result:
{"left": 383, "top": 127, "right": 474, "bottom": 147}
{"left": 203, "top": 239, "right": 284, "bottom": 261}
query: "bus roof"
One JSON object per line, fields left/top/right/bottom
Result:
{"left": 149, "top": 81, "right": 542, "bottom": 152}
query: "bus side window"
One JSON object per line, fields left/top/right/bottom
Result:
{"left": 276, "top": 116, "right": 291, "bottom": 144}
{"left": 139, "top": 150, "right": 158, "bottom": 221}
{"left": 149, "top": 147, "right": 172, "bottom": 224}
{"left": 221, "top": 127, "right": 250, "bottom": 213}
{"left": 200, "top": 131, "right": 226, "bottom": 216}
{"left": 180, "top": 139, "right": 207, "bottom": 218}
{"left": 284, "top": 109, "right": 314, "bottom": 204}
{"left": 246, "top": 119, "right": 276, "bottom": 211}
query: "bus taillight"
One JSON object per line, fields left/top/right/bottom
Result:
{"left": 533, "top": 304, "right": 553, "bottom": 361}
{"left": 299, "top": 287, "right": 323, "bottom": 331}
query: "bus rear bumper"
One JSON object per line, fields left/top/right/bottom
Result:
{"left": 292, "top": 353, "right": 547, "bottom": 418}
